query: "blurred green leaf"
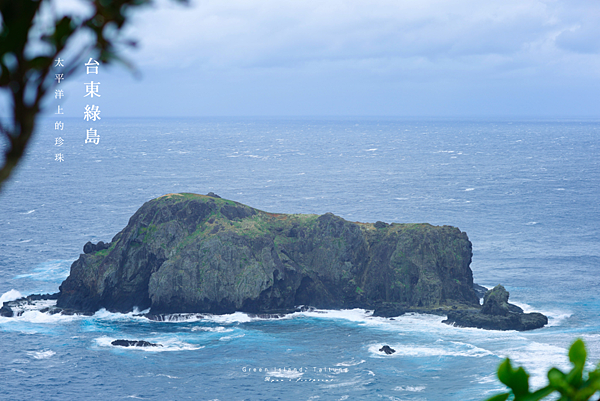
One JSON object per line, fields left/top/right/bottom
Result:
{"left": 498, "top": 358, "right": 530, "bottom": 396}
{"left": 570, "top": 339, "right": 587, "bottom": 369}
{"left": 0, "top": 0, "right": 186, "bottom": 190}
{"left": 521, "top": 386, "right": 555, "bottom": 401}
{"left": 485, "top": 393, "right": 510, "bottom": 401}
{"left": 487, "top": 340, "right": 600, "bottom": 401}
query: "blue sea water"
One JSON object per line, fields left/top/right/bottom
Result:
{"left": 0, "top": 117, "right": 599, "bottom": 400}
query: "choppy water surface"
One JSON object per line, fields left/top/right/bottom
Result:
{"left": 1, "top": 117, "right": 599, "bottom": 400}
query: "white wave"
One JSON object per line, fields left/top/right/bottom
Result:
{"left": 20, "top": 210, "right": 35, "bottom": 215}
{"left": 501, "top": 342, "right": 569, "bottom": 388}
{"left": 219, "top": 333, "right": 245, "bottom": 341}
{"left": 3, "top": 298, "right": 56, "bottom": 316}
{"left": 94, "top": 310, "right": 286, "bottom": 325}
{"left": 290, "top": 308, "right": 374, "bottom": 323}
{"left": 465, "top": 188, "right": 475, "bottom": 191}
{"left": 525, "top": 222, "right": 538, "bottom": 225}
{"left": 203, "top": 311, "right": 270, "bottom": 324}
{"left": 288, "top": 310, "right": 528, "bottom": 347}
{"left": 393, "top": 385, "right": 426, "bottom": 392}
{"left": 290, "top": 309, "right": 439, "bottom": 332}
{"left": 91, "top": 308, "right": 150, "bottom": 322}
{"left": 149, "top": 313, "right": 206, "bottom": 323}
{"left": 0, "top": 289, "right": 22, "bottom": 304}
{"left": 156, "top": 374, "right": 179, "bottom": 379}
{"left": 17, "top": 309, "right": 83, "bottom": 324}
{"left": 475, "top": 374, "right": 497, "bottom": 384}
{"left": 94, "top": 336, "right": 203, "bottom": 352}
{"left": 17, "top": 239, "right": 32, "bottom": 243}
{"left": 267, "top": 369, "right": 304, "bottom": 379}
{"left": 335, "top": 359, "right": 365, "bottom": 367}
{"left": 27, "top": 350, "right": 55, "bottom": 360}
{"left": 365, "top": 149, "right": 378, "bottom": 152}
{"left": 556, "top": 188, "right": 565, "bottom": 191}
{"left": 368, "top": 342, "right": 494, "bottom": 358}
{"left": 1, "top": 297, "right": 95, "bottom": 326}
{"left": 191, "top": 326, "right": 233, "bottom": 333}
{"left": 509, "top": 301, "right": 571, "bottom": 327}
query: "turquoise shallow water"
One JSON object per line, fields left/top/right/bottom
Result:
{"left": 1, "top": 117, "right": 599, "bottom": 400}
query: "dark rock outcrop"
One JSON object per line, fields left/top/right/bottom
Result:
{"left": 372, "top": 302, "right": 407, "bottom": 318}
{"left": 84, "top": 241, "right": 110, "bottom": 254}
{"left": 0, "top": 304, "right": 13, "bottom": 317}
{"left": 111, "top": 339, "right": 162, "bottom": 347}
{"left": 380, "top": 345, "right": 396, "bottom": 355}
{"left": 56, "top": 193, "right": 480, "bottom": 316}
{"left": 1, "top": 293, "right": 61, "bottom": 317}
{"left": 442, "top": 285, "right": 548, "bottom": 331}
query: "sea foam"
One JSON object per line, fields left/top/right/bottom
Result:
{"left": 0, "top": 289, "right": 22, "bottom": 304}
{"left": 94, "top": 336, "right": 203, "bottom": 352}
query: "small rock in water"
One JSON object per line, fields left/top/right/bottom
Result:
{"left": 379, "top": 345, "right": 396, "bottom": 355}
{"left": 111, "top": 339, "right": 162, "bottom": 347}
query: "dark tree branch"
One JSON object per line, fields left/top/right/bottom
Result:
{"left": 0, "top": 0, "right": 188, "bottom": 192}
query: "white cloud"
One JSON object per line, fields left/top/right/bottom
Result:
{"left": 120, "top": 0, "right": 600, "bottom": 75}
{"left": 44, "top": 0, "right": 600, "bottom": 117}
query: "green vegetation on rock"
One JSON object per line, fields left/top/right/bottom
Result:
{"left": 57, "top": 193, "right": 480, "bottom": 315}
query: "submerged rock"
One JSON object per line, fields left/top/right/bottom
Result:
{"left": 111, "top": 339, "right": 162, "bottom": 347}
{"left": 56, "top": 193, "right": 480, "bottom": 316}
{"left": 442, "top": 285, "right": 548, "bottom": 331}
{"left": 379, "top": 345, "right": 396, "bottom": 355}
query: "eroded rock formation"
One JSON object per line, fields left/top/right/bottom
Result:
{"left": 442, "top": 285, "right": 548, "bottom": 331}
{"left": 57, "top": 193, "right": 481, "bottom": 316}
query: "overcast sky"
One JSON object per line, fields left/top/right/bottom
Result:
{"left": 44, "top": 0, "right": 600, "bottom": 117}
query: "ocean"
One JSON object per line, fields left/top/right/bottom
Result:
{"left": 1, "top": 117, "right": 599, "bottom": 400}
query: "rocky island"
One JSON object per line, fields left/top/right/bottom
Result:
{"left": 2, "top": 193, "right": 548, "bottom": 331}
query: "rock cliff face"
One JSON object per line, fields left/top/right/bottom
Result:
{"left": 57, "top": 193, "right": 480, "bottom": 315}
